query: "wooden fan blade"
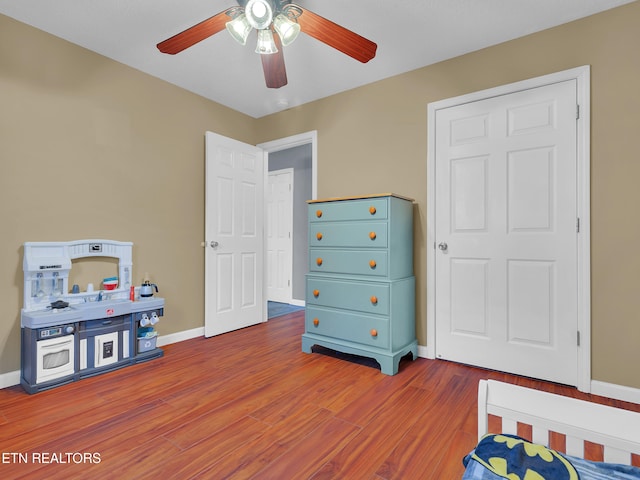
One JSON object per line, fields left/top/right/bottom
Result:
{"left": 293, "top": 5, "right": 377, "bottom": 63}
{"left": 261, "top": 32, "right": 288, "bottom": 88}
{"left": 157, "top": 9, "right": 232, "bottom": 54}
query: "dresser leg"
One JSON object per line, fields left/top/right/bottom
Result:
{"left": 379, "top": 357, "right": 398, "bottom": 375}
{"left": 382, "top": 341, "right": 419, "bottom": 375}
{"left": 301, "top": 335, "right": 313, "bottom": 354}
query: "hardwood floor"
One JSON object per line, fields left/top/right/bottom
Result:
{"left": 2, "top": 311, "right": 639, "bottom": 479}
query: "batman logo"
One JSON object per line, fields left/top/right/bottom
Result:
{"left": 471, "top": 434, "right": 579, "bottom": 480}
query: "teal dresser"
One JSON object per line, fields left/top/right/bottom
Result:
{"left": 302, "top": 193, "right": 417, "bottom": 375}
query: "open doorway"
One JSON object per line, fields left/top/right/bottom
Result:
{"left": 259, "top": 131, "right": 317, "bottom": 309}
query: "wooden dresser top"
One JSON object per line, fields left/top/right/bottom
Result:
{"left": 307, "top": 193, "right": 414, "bottom": 204}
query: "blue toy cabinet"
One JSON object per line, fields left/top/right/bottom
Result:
{"left": 302, "top": 193, "right": 417, "bottom": 375}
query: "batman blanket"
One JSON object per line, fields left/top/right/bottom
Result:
{"left": 463, "top": 434, "right": 579, "bottom": 480}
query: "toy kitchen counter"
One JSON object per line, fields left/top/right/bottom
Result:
{"left": 20, "top": 239, "right": 165, "bottom": 394}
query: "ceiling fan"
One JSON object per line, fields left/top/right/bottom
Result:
{"left": 157, "top": 0, "right": 377, "bottom": 89}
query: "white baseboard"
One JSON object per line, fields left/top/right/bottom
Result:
{"left": 417, "top": 344, "right": 430, "bottom": 359}
{"left": 0, "top": 370, "right": 21, "bottom": 390}
{"left": 156, "top": 327, "right": 204, "bottom": 347}
{"left": 591, "top": 379, "right": 640, "bottom": 405}
{"left": 289, "top": 299, "right": 305, "bottom": 307}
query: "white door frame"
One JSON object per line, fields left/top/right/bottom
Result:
{"left": 258, "top": 130, "right": 318, "bottom": 309}
{"left": 426, "top": 66, "right": 591, "bottom": 392}
{"left": 258, "top": 130, "right": 318, "bottom": 200}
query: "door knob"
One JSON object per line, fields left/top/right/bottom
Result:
{"left": 210, "top": 241, "right": 219, "bottom": 248}
{"left": 438, "top": 242, "right": 448, "bottom": 252}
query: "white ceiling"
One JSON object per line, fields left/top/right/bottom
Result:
{"left": 0, "top": 0, "right": 635, "bottom": 118}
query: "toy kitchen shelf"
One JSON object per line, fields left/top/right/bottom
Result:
{"left": 20, "top": 239, "right": 165, "bottom": 394}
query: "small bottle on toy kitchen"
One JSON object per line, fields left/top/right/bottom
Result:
{"left": 140, "top": 272, "right": 159, "bottom": 299}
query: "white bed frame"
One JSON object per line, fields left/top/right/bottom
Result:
{"left": 478, "top": 379, "right": 640, "bottom": 465}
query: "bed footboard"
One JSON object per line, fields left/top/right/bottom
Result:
{"left": 477, "top": 379, "right": 640, "bottom": 465}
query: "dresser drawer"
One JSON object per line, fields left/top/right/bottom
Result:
{"left": 306, "top": 306, "right": 389, "bottom": 349}
{"left": 309, "top": 249, "right": 388, "bottom": 277}
{"left": 307, "top": 277, "right": 389, "bottom": 315}
{"left": 309, "top": 197, "right": 388, "bottom": 222}
{"left": 309, "top": 221, "right": 388, "bottom": 248}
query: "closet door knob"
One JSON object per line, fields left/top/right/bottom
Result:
{"left": 316, "top": 232, "right": 323, "bottom": 241}
{"left": 369, "top": 206, "right": 377, "bottom": 215}
{"left": 313, "top": 289, "right": 320, "bottom": 297}
{"left": 316, "top": 258, "right": 323, "bottom": 266}
{"left": 316, "top": 210, "right": 323, "bottom": 218}
{"left": 370, "top": 296, "right": 378, "bottom": 305}
{"left": 370, "top": 329, "right": 378, "bottom": 337}
{"left": 313, "top": 318, "right": 319, "bottom": 326}
{"left": 369, "top": 260, "right": 377, "bottom": 269}
{"left": 369, "top": 231, "right": 376, "bottom": 240}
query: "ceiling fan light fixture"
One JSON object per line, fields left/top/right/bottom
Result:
{"left": 255, "top": 28, "right": 278, "bottom": 54}
{"left": 225, "top": 13, "right": 252, "bottom": 45}
{"left": 273, "top": 13, "right": 300, "bottom": 46}
{"left": 245, "top": 0, "right": 274, "bottom": 30}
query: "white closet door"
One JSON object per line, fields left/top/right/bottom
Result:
{"left": 434, "top": 79, "right": 579, "bottom": 386}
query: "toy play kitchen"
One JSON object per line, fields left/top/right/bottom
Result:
{"left": 20, "top": 239, "right": 165, "bottom": 394}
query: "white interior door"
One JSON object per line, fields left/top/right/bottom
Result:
{"left": 267, "top": 168, "right": 293, "bottom": 303}
{"left": 434, "top": 80, "right": 580, "bottom": 386}
{"left": 205, "top": 131, "right": 265, "bottom": 337}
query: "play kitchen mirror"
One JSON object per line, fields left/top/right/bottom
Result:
{"left": 20, "top": 239, "right": 165, "bottom": 394}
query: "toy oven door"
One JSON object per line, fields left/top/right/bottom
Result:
{"left": 36, "top": 334, "right": 75, "bottom": 383}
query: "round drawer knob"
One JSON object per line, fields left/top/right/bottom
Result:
{"left": 370, "top": 329, "right": 378, "bottom": 337}
{"left": 370, "top": 295, "right": 378, "bottom": 305}
{"left": 313, "top": 318, "right": 319, "bottom": 326}
{"left": 313, "top": 289, "right": 320, "bottom": 297}
{"left": 369, "top": 231, "right": 376, "bottom": 240}
{"left": 316, "top": 232, "right": 323, "bottom": 241}
{"left": 316, "top": 209, "right": 323, "bottom": 218}
{"left": 369, "top": 206, "right": 376, "bottom": 215}
{"left": 369, "top": 260, "right": 377, "bottom": 269}
{"left": 316, "top": 258, "right": 323, "bottom": 266}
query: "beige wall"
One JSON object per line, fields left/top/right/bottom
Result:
{"left": 0, "top": 15, "right": 257, "bottom": 373}
{"left": 2, "top": 2, "right": 640, "bottom": 389}
{"left": 255, "top": 2, "right": 640, "bottom": 389}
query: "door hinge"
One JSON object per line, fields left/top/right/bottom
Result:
{"left": 576, "top": 217, "right": 580, "bottom": 233}
{"left": 577, "top": 330, "right": 581, "bottom": 346}
{"left": 576, "top": 104, "right": 580, "bottom": 120}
